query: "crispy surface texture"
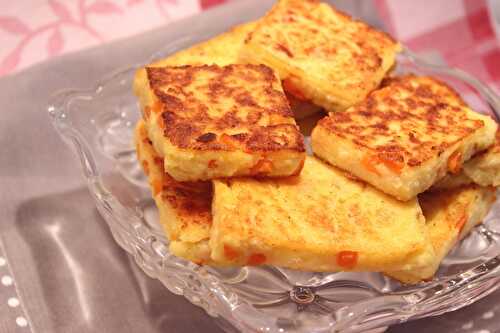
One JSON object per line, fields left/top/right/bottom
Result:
{"left": 387, "top": 185, "right": 496, "bottom": 283}
{"left": 135, "top": 121, "right": 214, "bottom": 264}
{"left": 137, "top": 63, "right": 306, "bottom": 181}
{"left": 241, "top": 0, "right": 401, "bottom": 112}
{"left": 137, "top": 125, "right": 434, "bottom": 272}
{"left": 312, "top": 75, "right": 498, "bottom": 201}
{"left": 133, "top": 22, "right": 257, "bottom": 97}
{"left": 210, "top": 156, "right": 434, "bottom": 272}
{"left": 133, "top": 21, "right": 322, "bottom": 120}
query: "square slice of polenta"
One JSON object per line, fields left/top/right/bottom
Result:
{"left": 135, "top": 120, "right": 214, "bottom": 265}
{"left": 241, "top": 0, "right": 401, "bottom": 112}
{"left": 133, "top": 22, "right": 322, "bottom": 120}
{"left": 210, "top": 156, "right": 435, "bottom": 272}
{"left": 386, "top": 185, "right": 496, "bottom": 284}
{"left": 136, "top": 64, "right": 306, "bottom": 181}
{"left": 312, "top": 75, "right": 498, "bottom": 201}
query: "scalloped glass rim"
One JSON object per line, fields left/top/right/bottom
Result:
{"left": 47, "top": 38, "right": 500, "bottom": 333}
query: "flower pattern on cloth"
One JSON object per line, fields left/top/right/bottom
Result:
{"left": 1, "top": 0, "right": 498, "bottom": 89}
{"left": 0, "top": 0, "right": 227, "bottom": 76}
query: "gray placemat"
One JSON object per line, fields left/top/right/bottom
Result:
{"left": 0, "top": 1, "right": 498, "bottom": 332}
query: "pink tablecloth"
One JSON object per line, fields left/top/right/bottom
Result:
{"left": 377, "top": 0, "right": 500, "bottom": 92}
{"left": 1, "top": 0, "right": 499, "bottom": 92}
{"left": 1, "top": 0, "right": 499, "bottom": 90}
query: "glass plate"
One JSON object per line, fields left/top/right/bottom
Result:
{"left": 48, "top": 34, "right": 500, "bottom": 333}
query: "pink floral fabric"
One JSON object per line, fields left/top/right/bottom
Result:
{"left": 0, "top": 0, "right": 227, "bottom": 76}
{"left": 1, "top": 0, "right": 499, "bottom": 91}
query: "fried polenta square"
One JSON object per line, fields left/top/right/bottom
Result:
{"left": 312, "top": 75, "right": 498, "bottom": 201}
{"left": 136, "top": 64, "right": 306, "bottom": 181}
{"left": 241, "top": 0, "right": 401, "bottom": 112}
{"left": 387, "top": 185, "right": 496, "bottom": 283}
{"left": 135, "top": 120, "right": 214, "bottom": 264}
{"left": 210, "top": 157, "right": 434, "bottom": 272}
{"left": 133, "top": 22, "right": 322, "bottom": 120}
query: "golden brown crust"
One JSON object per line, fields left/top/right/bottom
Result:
{"left": 210, "top": 156, "right": 434, "bottom": 272}
{"left": 386, "top": 185, "right": 496, "bottom": 283}
{"left": 317, "top": 75, "right": 486, "bottom": 167}
{"left": 133, "top": 21, "right": 322, "bottom": 122}
{"left": 159, "top": 176, "right": 213, "bottom": 229}
{"left": 419, "top": 184, "right": 497, "bottom": 248}
{"left": 146, "top": 64, "right": 305, "bottom": 153}
{"left": 135, "top": 121, "right": 212, "bottom": 231}
{"left": 251, "top": 0, "right": 395, "bottom": 65}
{"left": 243, "top": 0, "right": 399, "bottom": 101}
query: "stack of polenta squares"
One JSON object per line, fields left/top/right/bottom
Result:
{"left": 133, "top": 0, "right": 499, "bottom": 283}
{"left": 311, "top": 76, "right": 498, "bottom": 282}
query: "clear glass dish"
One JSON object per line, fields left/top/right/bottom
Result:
{"left": 48, "top": 34, "right": 500, "bottom": 333}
